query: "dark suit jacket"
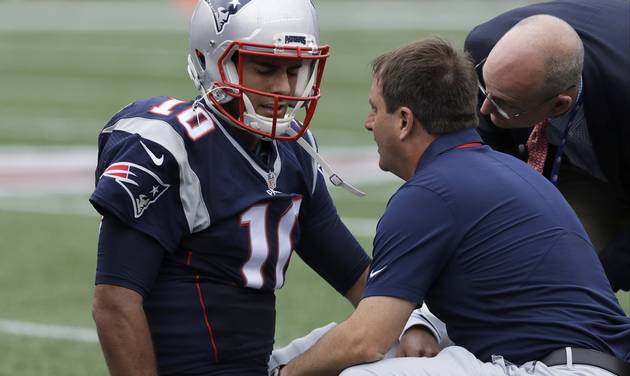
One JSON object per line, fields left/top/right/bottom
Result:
{"left": 464, "top": 0, "right": 630, "bottom": 290}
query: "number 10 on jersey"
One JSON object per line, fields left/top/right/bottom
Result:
{"left": 240, "top": 198, "right": 302, "bottom": 289}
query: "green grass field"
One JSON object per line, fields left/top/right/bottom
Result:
{"left": 0, "top": 21, "right": 628, "bottom": 376}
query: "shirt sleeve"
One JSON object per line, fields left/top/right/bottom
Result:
{"left": 96, "top": 215, "right": 165, "bottom": 297}
{"left": 296, "top": 170, "right": 370, "bottom": 296}
{"left": 401, "top": 304, "right": 453, "bottom": 348}
{"left": 89, "top": 130, "right": 189, "bottom": 253}
{"left": 362, "top": 185, "right": 457, "bottom": 303}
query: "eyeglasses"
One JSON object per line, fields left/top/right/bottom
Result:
{"left": 474, "top": 57, "right": 575, "bottom": 120}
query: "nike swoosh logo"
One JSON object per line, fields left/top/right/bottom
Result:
{"left": 369, "top": 266, "right": 387, "bottom": 279}
{"left": 140, "top": 141, "right": 164, "bottom": 166}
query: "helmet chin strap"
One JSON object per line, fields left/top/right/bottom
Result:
{"left": 286, "top": 128, "right": 366, "bottom": 197}
{"left": 280, "top": 75, "right": 365, "bottom": 197}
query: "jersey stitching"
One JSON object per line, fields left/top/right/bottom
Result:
{"left": 187, "top": 251, "right": 220, "bottom": 363}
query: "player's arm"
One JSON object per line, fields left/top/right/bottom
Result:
{"left": 93, "top": 285, "right": 157, "bottom": 376}
{"left": 344, "top": 267, "right": 369, "bottom": 307}
{"left": 295, "top": 133, "right": 371, "bottom": 307}
{"left": 281, "top": 296, "right": 415, "bottom": 376}
{"left": 296, "top": 167, "right": 371, "bottom": 306}
{"left": 92, "top": 215, "right": 164, "bottom": 376}
{"left": 296, "top": 216, "right": 370, "bottom": 308}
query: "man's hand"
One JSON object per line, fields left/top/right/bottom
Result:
{"left": 397, "top": 325, "right": 440, "bottom": 357}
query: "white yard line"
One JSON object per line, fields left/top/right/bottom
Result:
{"left": 0, "top": 145, "right": 386, "bottom": 235}
{"left": 0, "top": 145, "right": 396, "bottom": 196}
{"left": 0, "top": 198, "right": 377, "bottom": 237}
{"left": 0, "top": 319, "right": 98, "bottom": 343}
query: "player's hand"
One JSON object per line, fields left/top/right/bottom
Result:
{"left": 397, "top": 325, "right": 440, "bottom": 358}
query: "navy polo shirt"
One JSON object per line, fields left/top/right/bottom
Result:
{"left": 363, "top": 128, "right": 630, "bottom": 364}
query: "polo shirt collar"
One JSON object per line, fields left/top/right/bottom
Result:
{"left": 416, "top": 128, "right": 482, "bottom": 172}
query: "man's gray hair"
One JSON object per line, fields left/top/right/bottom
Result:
{"left": 543, "top": 39, "right": 584, "bottom": 97}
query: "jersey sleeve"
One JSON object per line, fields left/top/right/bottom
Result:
{"left": 96, "top": 215, "right": 165, "bottom": 297}
{"left": 362, "top": 185, "right": 457, "bottom": 303}
{"left": 296, "top": 169, "right": 370, "bottom": 296}
{"left": 89, "top": 126, "right": 190, "bottom": 253}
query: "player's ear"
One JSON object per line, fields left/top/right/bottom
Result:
{"left": 399, "top": 106, "right": 415, "bottom": 141}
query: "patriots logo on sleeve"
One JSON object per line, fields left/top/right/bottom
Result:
{"left": 206, "top": 0, "right": 252, "bottom": 33}
{"left": 102, "top": 162, "right": 170, "bottom": 218}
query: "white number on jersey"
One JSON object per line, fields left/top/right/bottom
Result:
{"left": 149, "top": 98, "right": 215, "bottom": 141}
{"left": 240, "top": 198, "right": 302, "bottom": 289}
{"left": 177, "top": 106, "right": 215, "bottom": 141}
{"left": 149, "top": 98, "right": 185, "bottom": 116}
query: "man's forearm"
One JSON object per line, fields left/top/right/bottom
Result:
{"left": 94, "top": 305, "right": 158, "bottom": 376}
{"left": 281, "top": 319, "right": 384, "bottom": 376}
{"left": 93, "top": 285, "right": 158, "bottom": 376}
{"left": 282, "top": 297, "right": 415, "bottom": 375}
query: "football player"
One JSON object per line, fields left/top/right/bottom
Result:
{"left": 89, "top": 1, "right": 436, "bottom": 375}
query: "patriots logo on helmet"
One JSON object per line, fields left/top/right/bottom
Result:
{"left": 206, "top": 0, "right": 252, "bottom": 34}
{"left": 102, "top": 162, "right": 170, "bottom": 218}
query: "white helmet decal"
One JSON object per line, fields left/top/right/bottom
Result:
{"left": 205, "top": 0, "right": 252, "bottom": 34}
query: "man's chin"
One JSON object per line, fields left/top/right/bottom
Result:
{"left": 378, "top": 159, "right": 389, "bottom": 173}
{"left": 490, "top": 115, "right": 509, "bottom": 128}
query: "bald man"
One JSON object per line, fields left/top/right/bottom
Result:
{"left": 465, "top": 0, "right": 630, "bottom": 292}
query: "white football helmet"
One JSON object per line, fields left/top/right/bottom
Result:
{"left": 187, "top": 0, "right": 330, "bottom": 140}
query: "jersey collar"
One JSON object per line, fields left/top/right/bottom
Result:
{"left": 415, "top": 128, "right": 483, "bottom": 172}
{"left": 208, "top": 110, "right": 282, "bottom": 188}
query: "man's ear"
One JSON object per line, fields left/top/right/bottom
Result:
{"left": 550, "top": 94, "right": 573, "bottom": 117}
{"left": 399, "top": 107, "right": 415, "bottom": 140}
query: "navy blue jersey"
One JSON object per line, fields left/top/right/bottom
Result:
{"left": 90, "top": 96, "right": 369, "bottom": 375}
{"left": 363, "top": 128, "right": 630, "bottom": 364}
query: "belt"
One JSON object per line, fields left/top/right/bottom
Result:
{"left": 540, "top": 347, "right": 630, "bottom": 376}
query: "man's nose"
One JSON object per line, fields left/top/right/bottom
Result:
{"left": 479, "top": 97, "right": 492, "bottom": 115}
{"left": 270, "top": 71, "right": 293, "bottom": 96}
{"left": 364, "top": 113, "right": 374, "bottom": 131}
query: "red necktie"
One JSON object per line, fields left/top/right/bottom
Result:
{"left": 526, "top": 119, "right": 549, "bottom": 173}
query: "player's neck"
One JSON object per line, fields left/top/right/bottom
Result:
{"left": 224, "top": 124, "right": 259, "bottom": 152}
{"left": 219, "top": 101, "right": 260, "bottom": 152}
